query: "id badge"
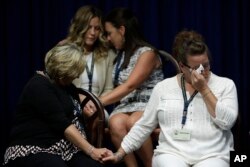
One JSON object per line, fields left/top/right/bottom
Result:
{"left": 172, "top": 129, "right": 191, "bottom": 141}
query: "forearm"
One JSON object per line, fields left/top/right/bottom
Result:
{"left": 114, "top": 147, "right": 126, "bottom": 161}
{"left": 101, "top": 50, "right": 157, "bottom": 106}
{"left": 200, "top": 88, "right": 217, "bottom": 118}
{"left": 64, "top": 124, "right": 94, "bottom": 155}
{"left": 100, "top": 83, "right": 135, "bottom": 106}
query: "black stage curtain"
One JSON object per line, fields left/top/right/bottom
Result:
{"left": 1, "top": 0, "right": 249, "bottom": 164}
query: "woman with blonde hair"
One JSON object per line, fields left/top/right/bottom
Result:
{"left": 4, "top": 43, "right": 112, "bottom": 167}
{"left": 59, "top": 5, "right": 116, "bottom": 125}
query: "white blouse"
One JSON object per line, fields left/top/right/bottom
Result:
{"left": 121, "top": 72, "right": 238, "bottom": 164}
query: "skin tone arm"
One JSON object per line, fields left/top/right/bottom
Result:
{"left": 78, "top": 94, "right": 97, "bottom": 117}
{"left": 64, "top": 124, "right": 112, "bottom": 163}
{"left": 100, "top": 50, "right": 160, "bottom": 106}
{"left": 102, "top": 147, "right": 127, "bottom": 163}
{"left": 190, "top": 71, "right": 217, "bottom": 118}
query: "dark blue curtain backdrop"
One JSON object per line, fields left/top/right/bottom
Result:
{"left": 1, "top": 0, "right": 249, "bottom": 163}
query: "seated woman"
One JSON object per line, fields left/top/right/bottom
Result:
{"left": 102, "top": 30, "right": 239, "bottom": 167}
{"left": 3, "top": 43, "right": 112, "bottom": 167}
{"left": 58, "top": 7, "right": 116, "bottom": 143}
{"left": 99, "top": 8, "right": 164, "bottom": 167}
{"left": 58, "top": 5, "right": 116, "bottom": 123}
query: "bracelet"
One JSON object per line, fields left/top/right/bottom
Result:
{"left": 114, "top": 152, "right": 124, "bottom": 161}
{"left": 203, "top": 90, "right": 212, "bottom": 98}
{"left": 87, "top": 145, "right": 94, "bottom": 156}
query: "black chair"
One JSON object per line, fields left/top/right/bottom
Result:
{"left": 159, "top": 50, "right": 181, "bottom": 77}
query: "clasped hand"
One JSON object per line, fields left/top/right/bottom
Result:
{"left": 79, "top": 95, "right": 97, "bottom": 117}
{"left": 83, "top": 101, "right": 97, "bottom": 117}
{"left": 90, "top": 148, "right": 113, "bottom": 164}
{"left": 90, "top": 149, "right": 122, "bottom": 164}
{"left": 101, "top": 151, "right": 123, "bottom": 164}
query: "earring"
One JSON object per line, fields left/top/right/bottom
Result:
{"left": 122, "top": 37, "right": 125, "bottom": 44}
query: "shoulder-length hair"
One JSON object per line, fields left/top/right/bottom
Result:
{"left": 67, "top": 5, "right": 108, "bottom": 61}
{"left": 105, "top": 8, "right": 156, "bottom": 69}
{"left": 45, "top": 43, "right": 85, "bottom": 80}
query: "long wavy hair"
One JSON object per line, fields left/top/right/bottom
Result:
{"left": 66, "top": 5, "right": 108, "bottom": 61}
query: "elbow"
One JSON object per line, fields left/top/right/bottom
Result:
{"left": 214, "top": 104, "right": 238, "bottom": 130}
{"left": 127, "top": 85, "right": 137, "bottom": 92}
{"left": 214, "top": 112, "right": 238, "bottom": 130}
{"left": 216, "top": 121, "right": 234, "bottom": 130}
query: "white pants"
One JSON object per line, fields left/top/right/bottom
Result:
{"left": 152, "top": 154, "right": 229, "bottom": 167}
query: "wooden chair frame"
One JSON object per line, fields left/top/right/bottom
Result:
{"left": 159, "top": 50, "right": 181, "bottom": 74}
{"left": 77, "top": 88, "right": 105, "bottom": 148}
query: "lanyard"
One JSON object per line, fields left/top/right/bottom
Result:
{"left": 85, "top": 53, "right": 94, "bottom": 92}
{"left": 114, "top": 51, "right": 123, "bottom": 87}
{"left": 181, "top": 75, "right": 198, "bottom": 128}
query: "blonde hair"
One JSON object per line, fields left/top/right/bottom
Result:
{"left": 45, "top": 43, "right": 85, "bottom": 80}
{"left": 67, "top": 5, "right": 108, "bottom": 61}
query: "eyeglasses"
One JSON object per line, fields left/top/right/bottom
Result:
{"left": 182, "top": 62, "right": 210, "bottom": 72}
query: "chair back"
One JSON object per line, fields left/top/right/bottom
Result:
{"left": 158, "top": 50, "right": 181, "bottom": 78}
{"left": 77, "top": 88, "right": 105, "bottom": 148}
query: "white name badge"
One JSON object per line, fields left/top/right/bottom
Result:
{"left": 172, "top": 129, "right": 191, "bottom": 141}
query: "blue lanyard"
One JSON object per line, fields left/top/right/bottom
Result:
{"left": 85, "top": 53, "right": 94, "bottom": 92}
{"left": 114, "top": 51, "right": 123, "bottom": 87}
{"left": 181, "top": 75, "right": 198, "bottom": 128}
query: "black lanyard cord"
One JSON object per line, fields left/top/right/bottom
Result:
{"left": 114, "top": 51, "right": 123, "bottom": 87}
{"left": 85, "top": 53, "right": 94, "bottom": 92}
{"left": 181, "top": 75, "right": 198, "bottom": 128}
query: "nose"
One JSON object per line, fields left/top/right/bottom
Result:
{"left": 89, "top": 27, "right": 95, "bottom": 35}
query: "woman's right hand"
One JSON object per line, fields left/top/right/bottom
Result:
{"left": 83, "top": 100, "right": 97, "bottom": 117}
{"left": 89, "top": 147, "right": 113, "bottom": 163}
{"left": 102, "top": 151, "right": 124, "bottom": 164}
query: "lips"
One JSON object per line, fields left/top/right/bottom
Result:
{"left": 87, "top": 38, "right": 95, "bottom": 41}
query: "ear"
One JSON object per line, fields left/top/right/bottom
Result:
{"left": 118, "top": 25, "right": 125, "bottom": 36}
{"left": 179, "top": 62, "right": 184, "bottom": 68}
{"left": 179, "top": 62, "right": 185, "bottom": 73}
